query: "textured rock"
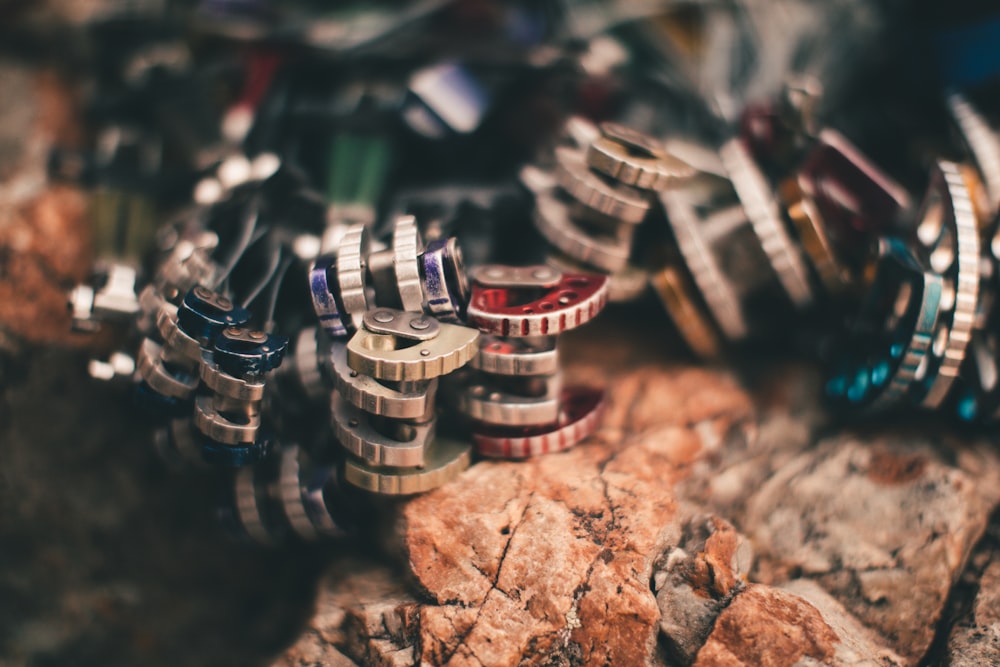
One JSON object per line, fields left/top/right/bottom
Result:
{"left": 743, "top": 433, "right": 1000, "bottom": 662}
{"left": 676, "top": 363, "right": 828, "bottom": 523}
{"left": 0, "top": 184, "right": 93, "bottom": 347}
{"left": 653, "top": 515, "right": 752, "bottom": 664}
{"left": 5, "top": 7, "right": 1000, "bottom": 667}
{"left": 692, "top": 581, "right": 906, "bottom": 667}
{"left": 692, "top": 584, "right": 838, "bottom": 667}
{"left": 779, "top": 579, "right": 904, "bottom": 666}
{"left": 276, "top": 558, "right": 420, "bottom": 667}
{"left": 947, "top": 533, "right": 1000, "bottom": 666}
{"left": 272, "top": 338, "right": 1000, "bottom": 666}
{"left": 403, "top": 361, "right": 752, "bottom": 667}
{"left": 0, "top": 60, "right": 94, "bottom": 349}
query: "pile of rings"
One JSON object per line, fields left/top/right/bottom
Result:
{"left": 44, "top": 1, "right": 1000, "bottom": 544}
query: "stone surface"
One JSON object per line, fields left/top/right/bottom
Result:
{"left": 692, "top": 584, "right": 838, "bottom": 667}
{"left": 692, "top": 581, "right": 905, "bottom": 667}
{"left": 779, "top": 579, "right": 904, "bottom": 666}
{"left": 0, "top": 59, "right": 96, "bottom": 349}
{"left": 267, "top": 322, "right": 1000, "bottom": 666}
{"left": 653, "top": 514, "right": 752, "bottom": 664}
{"left": 742, "top": 432, "right": 1000, "bottom": 662}
{"left": 276, "top": 558, "right": 419, "bottom": 667}
{"left": 947, "top": 524, "right": 1000, "bottom": 666}
{"left": 401, "top": 357, "right": 753, "bottom": 667}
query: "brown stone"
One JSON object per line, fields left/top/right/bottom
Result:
{"left": 654, "top": 515, "right": 752, "bottom": 664}
{"left": 402, "top": 360, "right": 753, "bottom": 667}
{"left": 693, "top": 581, "right": 905, "bottom": 667}
{"left": 276, "top": 637, "right": 358, "bottom": 667}
{"left": 693, "top": 584, "right": 838, "bottom": 667}
{"left": 743, "top": 433, "right": 1000, "bottom": 662}
{"left": 948, "top": 547, "right": 1000, "bottom": 665}
{"left": 675, "top": 364, "right": 827, "bottom": 524}
{"left": 0, "top": 184, "right": 94, "bottom": 347}
{"left": 0, "top": 62, "right": 94, "bottom": 349}
{"left": 779, "top": 580, "right": 904, "bottom": 665}
{"left": 280, "top": 556, "right": 420, "bottom": 667}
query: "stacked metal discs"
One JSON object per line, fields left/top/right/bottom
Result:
{"left": 525, "top": 113, "right": 870, "bottom": 360}
{"left": 528, "top": 118, "right": 696, "bottom": 304}
{"left": 336, "top": 308, "right": 479, "bottom": 494}
{"left": 309, "top": 215, "right": 481, "bottom": 495}
{"left": 653, "top": 132, "right": 862, "bottom": 359}
{"left": 825, "top": 94, "right": 1000, "bottom": 422}
{"left": 454, "top": 264, "right": 609, "bottom": 459}
{"left": 49, "top": 0, "right": 1000, "bottom": 553}
{"left": 140, "top": 280, "right": 294, "bottom": 468}
{"left": 223, "top": 444, "right": 350, "bottom": 547}
{"left": 196, "top": 325, "right": 287, "bottom": 466}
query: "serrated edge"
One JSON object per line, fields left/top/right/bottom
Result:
{"left": 278, "top": 445, "right": 316, "bottom": 541}
{"left": 331, "top": 341, "right": 436, "bottom": 419}
{"left": 471, "top": 336, "right": 560, "bottom": 376}
{"left": 473, "top": 393, "right": 604, "bottom": 459}
{"left": 872, "top": 272, "right": 945, "bottom": 409}
{"left": 920, "top": 161, "right": 981, "bottom": 408}
{"left": 456, "top": 386, "right": 562, "bottom": 426}
{"left": 234, "top": 467, "right": 272, "bottom": 545}
{"left": 948, "top": 92, "right": 1000, "bottom": 207}
{"left": 721, "top": 138, "right": 814, "bottom": 308}
{"left": 392, "top": 216, "right": 425, "bottom": 312}
{"left": 554, "top": 146, "right": 651, "bottom": 224}
{"left": 586, "top": 136, "right": 695, "bottom": 191}
{"left": 193, "top": 394, "right": 260, "bottom": 445}
{"left": 660, "top": 188, "right": 748, "bottom": 340}
{"left": 343, "top": 438, "right": 471, "bottom": 495}
{"left": 336, "top": 224, "right": 369, "bottom": 329}
{"left": 533, "top": 192, "right": 631, "bottom": 273}
{"left": 331, "top": 394, "right": 433, "bottom": 468}
{"left": 346, "top": 322, "right": 480, "bottom": 382}
{"left": 466, "top": 272, "right": 609, "bottom": 337}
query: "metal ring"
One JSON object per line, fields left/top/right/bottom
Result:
{"left": 586, "top": 125, "right": 695, "bottom": 191}
{"left": 473, "top": 387, "right": 604, "bottom": 459}
{"left": 660, "top": 188, "right": 749, "bottom": 340}
{"left": 392, "top": 215, "right": 425, "bottom": 312}
{"left": 194, "top": 395, "right": 260, "bottom": 445}
{"left": 331, "top": 341, "right": 437, "bottom": 420}
{"left": 466, "top": 266, "right": 609, "bottom": 337}
{"left": 825, "top": 238, "right": 944, "bottom": 410}
{"left": 912, "top": 161, "right": 981, "bottom": 409}
{"left": 471, "top": 336, "right": 559, "bottom": 376}
{"left": 309, "top": 255, "right": 350, "bottom": 338}
{"left": 343, "top": 437, "right": 471, "bottom": 495}
{"left": 534, "top": 189, "right": 631, "bottom": 273}
{"left": 332, "top": 393, "right": 435, "bottom": 468}
{"left": 200, "top": 353, "right": 266, "bottom": 402}
{"left": 554, "top": 146, "right": 651, "bottom": 224}
{"left": 721, "top": 138, "right": 814, "bottom": 308}
{"left": 455, "top": 374, "right": 562, "bottom": 427}
{"left": 336, "top": 224, "right": 371, "bottom": 330}
{"left": 137, "top": 338, "right": 200, "bottom": 399}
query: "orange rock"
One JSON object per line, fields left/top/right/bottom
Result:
{"left": 693, "top": 585, "right": 837, "bottom": 667}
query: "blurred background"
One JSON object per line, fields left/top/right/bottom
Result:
{"left": 0, "top": 1, "right": 996, "bottom": 665}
